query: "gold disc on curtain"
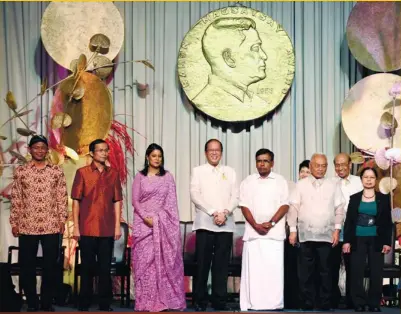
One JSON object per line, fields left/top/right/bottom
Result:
{"left": 40, "top": 2, "right": 124, "bottom": 70}
{"left": 60, "top": 72, "right": 113, "bottom": 156}
{"left": 341, "top": 73, "right": 401, "bottom": 152}
{"left": 178, "top": 6, "right": 295, "bottom": 122}
{"left": 346, "top": 2, "right": 401, "bottom": 72}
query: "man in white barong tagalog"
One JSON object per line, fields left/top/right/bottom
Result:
{"left": 239, "top": 148, "right": 289, "bottom": 311}
{"left": 190, "top": 139, "right": 239, "bottom": 312}
{"left": 331, "top": 153, "right": 363, "bottom": 309}
{"left": 288, "top": 153, "right": 345, "bottom": 311}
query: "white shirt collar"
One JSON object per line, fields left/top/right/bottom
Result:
{"left": 334, "top": 174, "right": 357, "bottom": 186}
{"left": 257, "top": 171, "right": 276, "bottom": 180}
{"left": 309, "top": 175, "right": 325, "bottom": 187}
{"left": 205, "top": 162, "right": 223, "bottom": 173}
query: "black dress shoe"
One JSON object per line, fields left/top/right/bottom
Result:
{"left": 317, "top": 306, "right": 331, "bottom": 311}
{"left": 354, "top": 305, "right": 364, "bottom": 312}
{"left": 301, "top": 305, "right": 314, "bottom": 311}
{"left": 368, "top": 306, "right": 381, "bottom": 312}
{"left": 213, "top": 305, "right": 233, "bottom": 311}
{"left": 98, "top": 307, "right": 113, "bottom": 311}
{"left": 41, "top": 306, "right": 55, "bottom": 312}
{"left": 78, "top": 306, "right": 89, "bottom": 311}
{"left": 27, "top": 307, "right": 38, "bottom": 312}
{"left": 194, "top": 304, "right": 207, "bottom": 312}
{"left": 346, "top": 303, "right": 355, "bottom": 309}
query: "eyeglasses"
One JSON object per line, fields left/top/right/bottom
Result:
{"left": 334, "top": 163, "right": 349, "bottom": 169}
{"left": 256, "top": 159, "right": 272, "bottom": 164}
{"left": 207, "top": 149, "right": 221, "bottom": 153}
{"left": 362, "top": 175, "right": 376, "bottom": 180}
{"left": 312, "top": 163, "right": 327, "bottom": 169}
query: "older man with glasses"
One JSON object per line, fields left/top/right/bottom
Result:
{"left": 190, "top": 139, "right": 238, "bottom": 311}
{"left": 331, "top": 153, "right": 363, "bottom": 309}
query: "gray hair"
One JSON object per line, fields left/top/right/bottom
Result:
{"left": 311, "top": 153, "right": 327, "bottom": 163}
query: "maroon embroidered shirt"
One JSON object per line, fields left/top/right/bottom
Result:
{"left": 10, "top": 162, "right": 68, "bottom": 235}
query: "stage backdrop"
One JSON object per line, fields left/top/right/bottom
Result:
{"left": 0, "top": 1, "right": 362, "bottom": 229}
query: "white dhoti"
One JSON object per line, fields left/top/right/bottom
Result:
{"left": 240, "top": 239, "right": 284, "bottom": 311}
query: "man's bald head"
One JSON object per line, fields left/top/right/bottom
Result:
{"left": 334, "top": 152, "right": 352, "bottom": 178}
{"left": 311, "top": 153, "right": 327, "bottom": 163}
{"left": 334, "top": 153, "right": 351, "bottom": 164}
{"left": 310, "top": 153, "right": 328, "bottom": 179}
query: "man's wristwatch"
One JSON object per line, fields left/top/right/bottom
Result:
{"left": 270, "top": 220, "right": 276, "bottom": 227}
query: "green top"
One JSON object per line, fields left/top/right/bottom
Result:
{"left": 356, "top": 201, "right": 377, "bottom": 237}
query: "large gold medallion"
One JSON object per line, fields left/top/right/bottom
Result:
{"left": 178, "top": 6, "right": 295, "bottom": 122}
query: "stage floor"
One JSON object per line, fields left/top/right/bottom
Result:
{"left": 19, "top": 303, "right": 401, "bottom": 313}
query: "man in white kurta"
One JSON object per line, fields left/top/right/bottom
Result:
{"left": 239, "top": 148, "right": 289, "bottom": 311}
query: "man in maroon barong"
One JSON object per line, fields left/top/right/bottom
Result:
{"left": 131, "top": 143, "right": 186, "bottom": 312}
{"left": 71, "top": 139, "right": 122, "bottom": 311}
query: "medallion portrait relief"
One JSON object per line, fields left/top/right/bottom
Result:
{"left": 178, "top": 7, "right": 295, "bottom": 122}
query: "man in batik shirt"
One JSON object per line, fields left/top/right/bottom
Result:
{"left": 10, "top": 135, "right": 68, "bottom": 312}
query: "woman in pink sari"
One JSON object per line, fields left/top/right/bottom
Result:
{"left": 132, "top": 143, "right": 186, "bottom": 312}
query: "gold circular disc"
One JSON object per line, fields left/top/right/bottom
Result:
{"left": 41, "top": 2, "right": 124, "bottom": 70}
{"left": 346, "top": 2, "right": 401, "bottom": 72}
{"left": 342, "top": 73, "right": 401, "bottom": 152}
{"left": 178, "top": 6, "right": 295, "bottom": 122}
{"left": 60, "top": 72, "right": 113, "bottom": 155}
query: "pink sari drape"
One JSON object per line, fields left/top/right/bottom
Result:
{"left": 132, "top": 172, "right": 186, "bottom": 312}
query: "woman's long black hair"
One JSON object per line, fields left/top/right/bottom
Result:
{"left": 140, "top": 143, "right": 166, "bottom": 176}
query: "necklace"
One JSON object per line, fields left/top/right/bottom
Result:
{"left": 363, "top": 192, "right": 375, "bottom": 199}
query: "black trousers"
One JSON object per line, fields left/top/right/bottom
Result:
{"left": 194, "top": 230, "right": 232, "bottom": 308}
{"left": 284, "top": 239, "right": 300, "bottom": 309}
{"left": 350, "top": 236, "right": 384, "bottom": 308}
{"left": 298, "top": 241, "right": 332, "bottom": 308}
{"left": 19, "top": 233, "right": 60, "bottom": 309}
{"left": 331, "top": 241, "right": 352, "bottom": 308}
{"left": 79, "top": 236, "right": 114, "bottom": 309}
